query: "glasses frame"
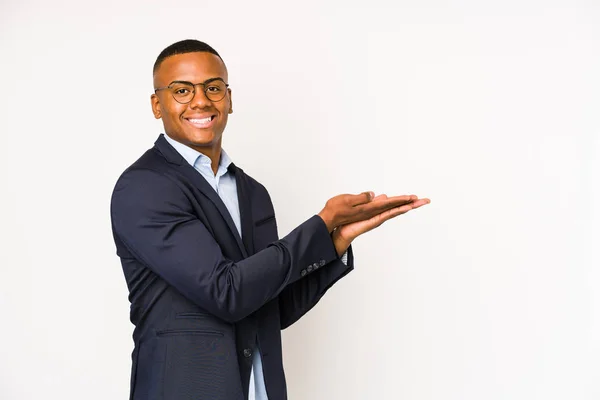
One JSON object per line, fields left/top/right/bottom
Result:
{"left": 154, "top": 77, "right": 230, "bottom": 104}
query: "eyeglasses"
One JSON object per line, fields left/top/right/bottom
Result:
{"left": 154, "top": 78, "right": 229, "bottom": 104}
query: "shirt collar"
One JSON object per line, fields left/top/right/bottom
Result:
{"left": 163, "top": 133, "right": 233, "bottom": 173}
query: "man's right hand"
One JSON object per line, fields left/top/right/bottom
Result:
{"left": 317, "top": 192, "right": 418, "bottom": 233}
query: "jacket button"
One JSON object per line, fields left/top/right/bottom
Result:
{"left": 307, "top": 265, "right": 313, "bottom": 272}
{"left": 319, "top": 259, "right": 326, "bottom": 267}
{"left": 243, "top": 348, "right": 252, "bottom": 358}
{"left": 300, "top": 269, "right": 307, "bottom": 277}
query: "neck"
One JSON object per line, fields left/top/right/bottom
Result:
{"left": 190, "top": 141, "right": 221, "bottom": 175}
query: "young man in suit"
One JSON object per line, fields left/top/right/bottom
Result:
{"left": 110, "top": 39, "right": 429, "bottom": 400}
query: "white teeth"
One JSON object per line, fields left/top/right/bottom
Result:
{"left": 188, "top": 117, "right": 212, "bottom": 123}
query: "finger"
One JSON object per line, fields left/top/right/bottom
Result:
{"left": 407, "top": 198, "right": 431, "bottom": 209}
{"left": 373, "top": 204, "right": 415, "bottom": 226}
{"left": 342, "top": 199, "right": 411, "bottom": 226}
{"left": 350, "top": 197, "right": 430, "bottom": 235}
{"left": 359, "top": 195, "right": 416, "bottom": 215}
{"left": 384, "top": 199, "right": 430, "bottom": 220}
{"left": 382, "top": 195, "right": 416, "bottom": 204}
{"left": 383, "top": 203, "right": 414, "bottom": 219}
{"left": 365, "top": 195, "right": 431, "bottom": 216}
{"left": 359, "top": 203, "right": 414, "bottom": 233}
{"left": 372, "top": 194, "right": 388, "bottom": 201}
{"left": 343, "top": 195, "right": 423, "bottom": 225}
{"left": 348, "top": 191, "right": 375, "bottom": 206}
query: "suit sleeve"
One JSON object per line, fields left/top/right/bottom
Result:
{"left": 278, "top": 246, "right": 354, "bottom": 329}
{"left": 110, "top": 168, "right": 338, "bottom": 323}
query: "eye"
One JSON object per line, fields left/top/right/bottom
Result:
{"left": 206, "top": 85, "right": 222, "bottom": 93}
{"left": 174, "top": 87, "right": 191, "bottom": 95}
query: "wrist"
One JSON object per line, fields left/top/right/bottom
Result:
{"left": 332, "top": 229, "right": 351, "bottom": 257}
{"left": 318, "top": 210, "right": 335, "bottom": 232}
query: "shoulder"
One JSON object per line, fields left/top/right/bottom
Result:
{"left": 111, "top": 148, "right": 188, "bottom": 207}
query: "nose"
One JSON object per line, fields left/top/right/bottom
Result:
{"left": 189, "top": 84, "right": 211, "bottom": 108}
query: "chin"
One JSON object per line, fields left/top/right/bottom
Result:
{"left": 192, "top": 135, "right": 223, "bottom": 149}
{"left": 183, "top": 130, "right": 215, "bottom": 145}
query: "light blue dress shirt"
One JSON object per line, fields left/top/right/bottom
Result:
{"left": 164, "top": 134, "right": 269, "bottom": 399}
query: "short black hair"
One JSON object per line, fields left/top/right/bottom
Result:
{"left": 153, "top": 39, "right": 223, "bottom": 75}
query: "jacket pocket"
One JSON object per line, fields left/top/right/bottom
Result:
{"left": 156, "top": 329, "right": 223, "bottom": 337}
{"left": 175, "top": 312, "right": 211, "bottom": 319}
{"left": 255, "top": 214, "right": 275, "bottom": 227}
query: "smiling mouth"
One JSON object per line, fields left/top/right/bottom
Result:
{"left": 185, "top": 115, "right": 216, "bottom": 128}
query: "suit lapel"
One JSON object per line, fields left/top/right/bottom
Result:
{"left": 153, "top": 135, "right": 248, "bottom": 258}
{"left": 231, "top": 164, "right": 255, "bottom": 256}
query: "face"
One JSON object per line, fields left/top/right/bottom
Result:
{"left": 151, "top": 52, "right": 232, "bottom": 152}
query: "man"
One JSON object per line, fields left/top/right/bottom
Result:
{"left": 110, "top": 39, "right": 429, "bottom": 400}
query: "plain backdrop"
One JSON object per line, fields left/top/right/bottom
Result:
{"left": 1, "top": 0, "right": 599, "bottom": 399}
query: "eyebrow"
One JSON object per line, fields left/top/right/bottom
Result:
{"left": 169, "top": 77, "right": 226, "bottom": 86}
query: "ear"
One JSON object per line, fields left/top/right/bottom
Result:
{"left": 228, "top": 88, "right": 233, "bottom": 114}
{"left": 151, "top": 94, "right": 162, "bottom": 119}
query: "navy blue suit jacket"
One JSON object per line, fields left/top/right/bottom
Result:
{"left": 110, "top": 135, "right": 354, "bottom": 400}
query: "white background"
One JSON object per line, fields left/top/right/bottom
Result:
{"left": 1, "top": 0, "right": 598, "bottom": 399}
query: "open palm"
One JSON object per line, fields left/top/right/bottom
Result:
{"left": 336, "top": 194, "right": 430, "bottom": 243}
